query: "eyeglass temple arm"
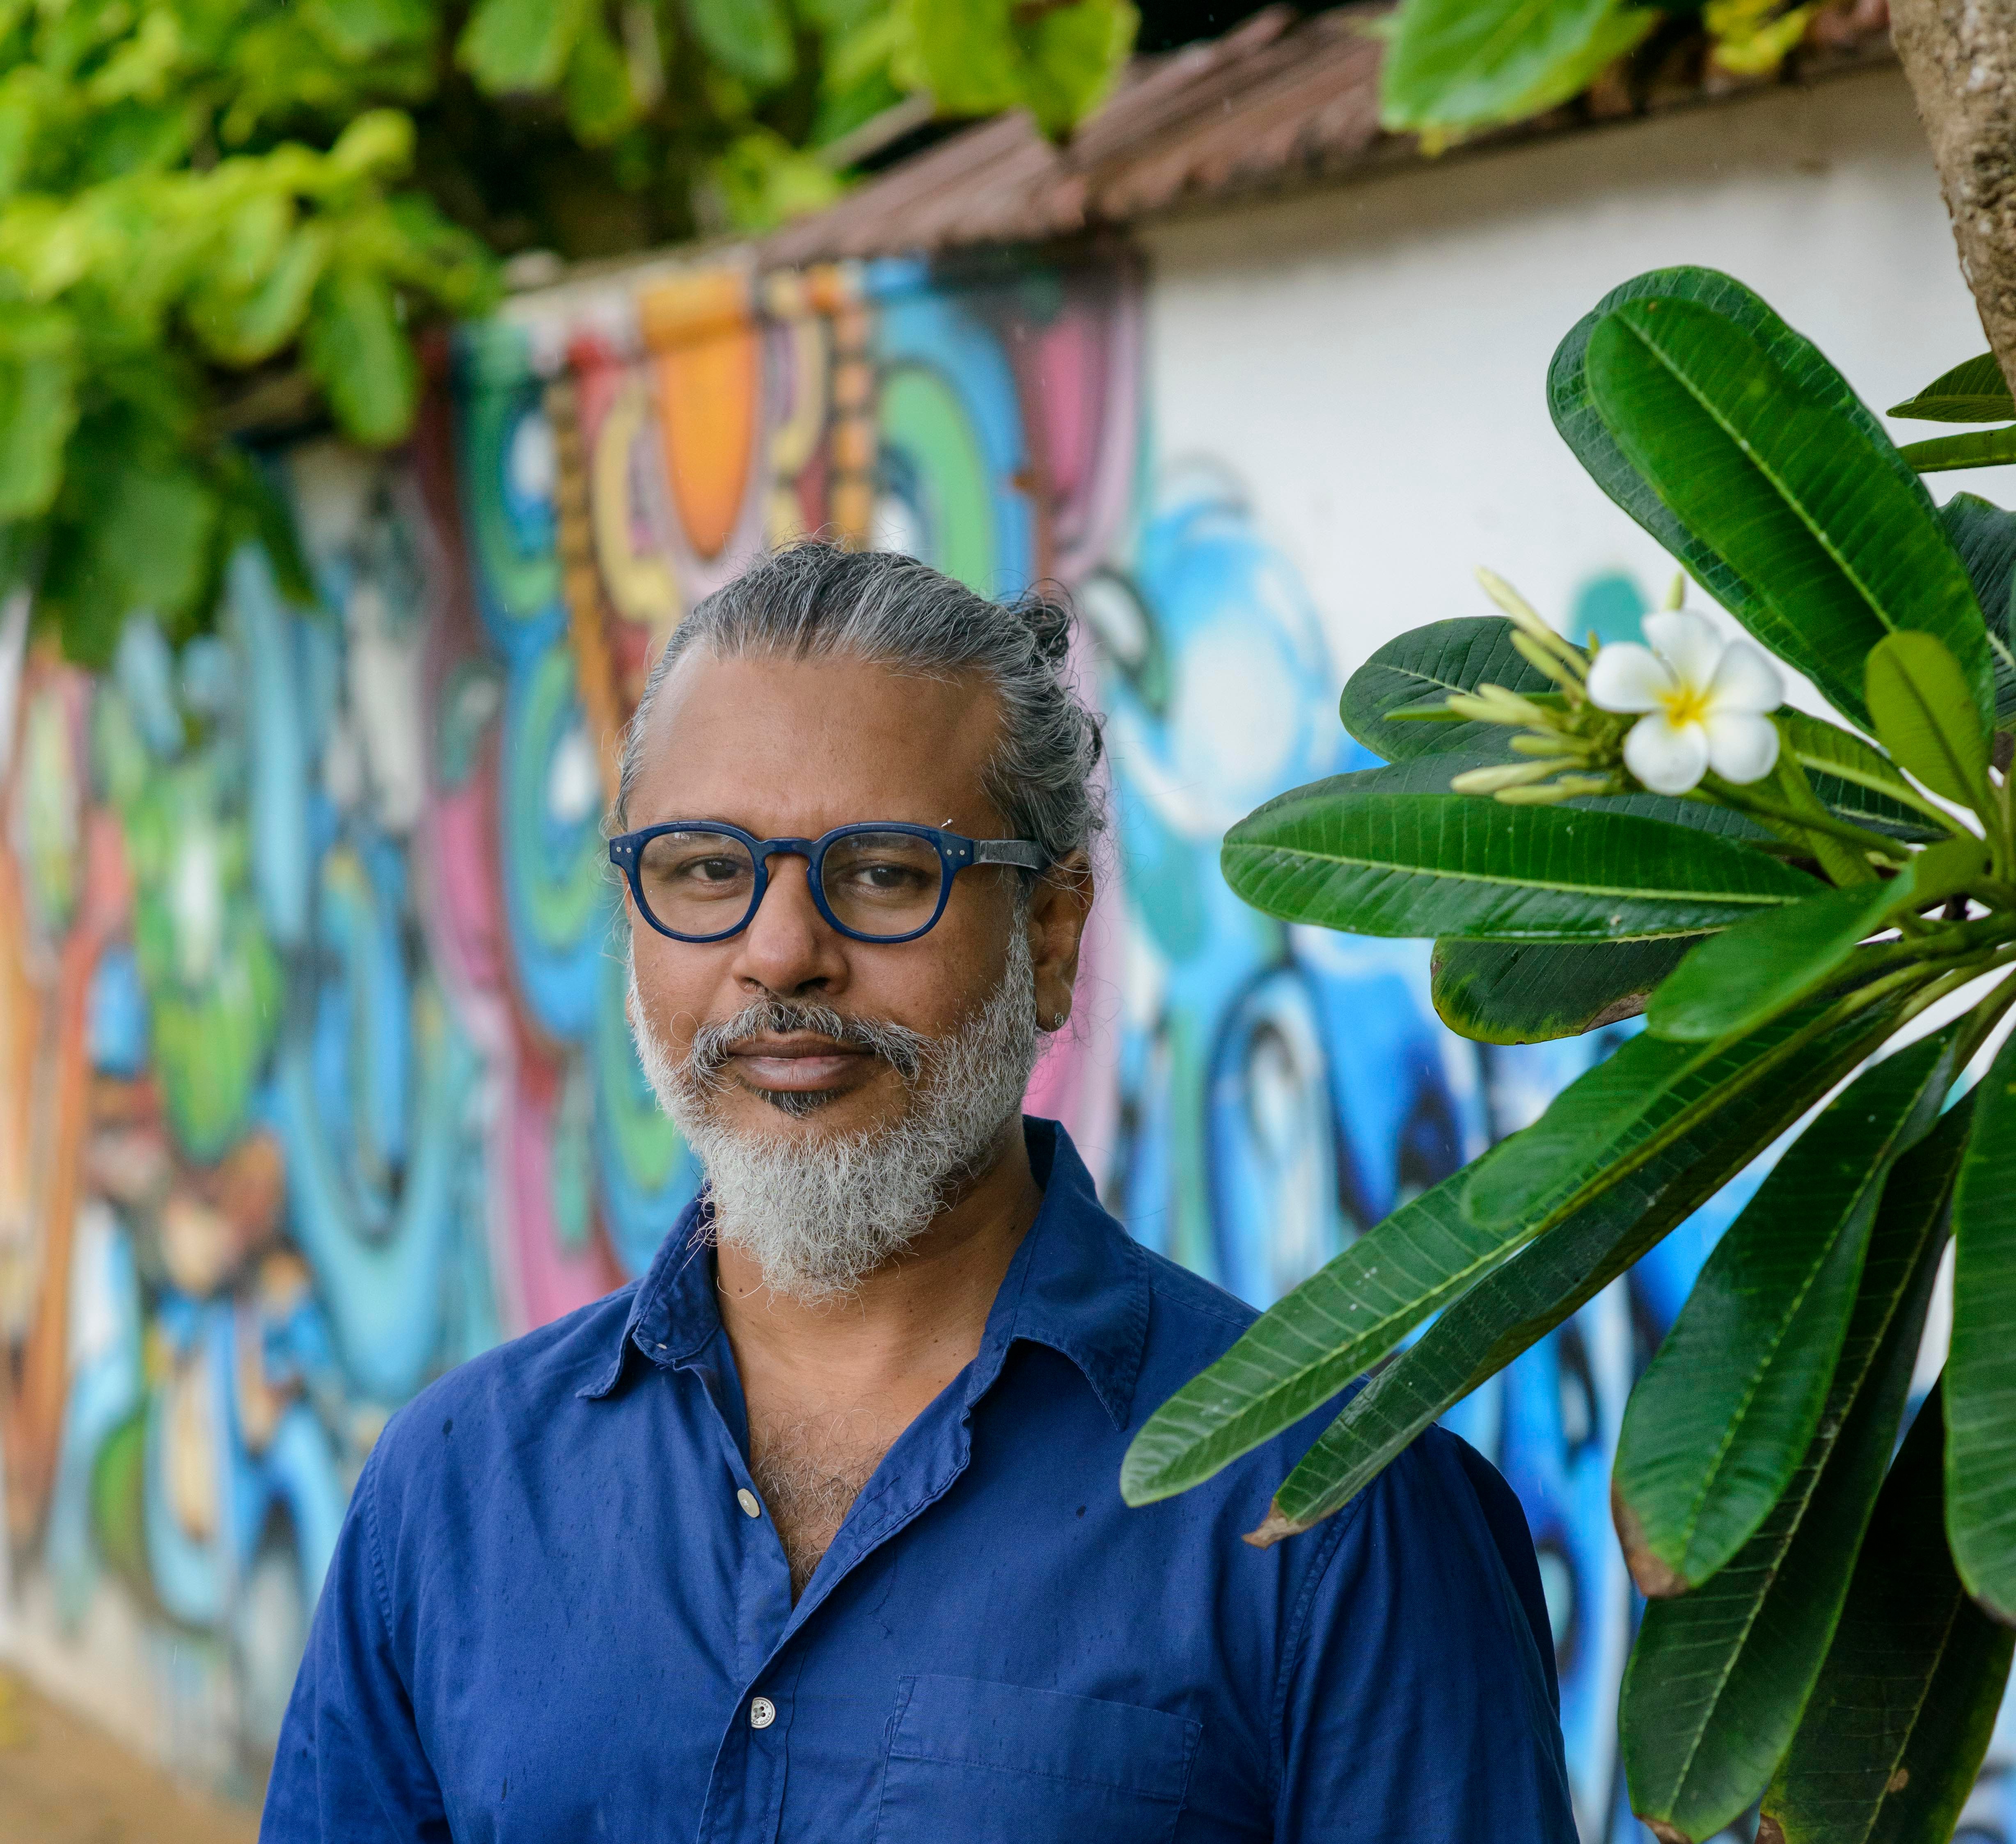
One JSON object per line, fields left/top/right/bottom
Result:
{"left": 972, "top": 841, "right": 1049, "bottom": 870}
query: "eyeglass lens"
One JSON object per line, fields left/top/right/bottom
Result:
{"left": 635, "top": 829, "right": 948, "bottom": 939}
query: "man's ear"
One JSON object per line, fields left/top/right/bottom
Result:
{"left": 1027, "top": 852, "right": 1094, "bottom": 1031}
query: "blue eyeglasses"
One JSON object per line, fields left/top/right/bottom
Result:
{"left": 608, "top": 821, "right": 1048, "bottom": 944}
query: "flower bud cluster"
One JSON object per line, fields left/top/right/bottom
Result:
{"left": 1442, "top": 571, "right": 1632, "bottom": 805}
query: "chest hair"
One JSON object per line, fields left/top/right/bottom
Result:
{"left": 747, "top": 1411, "right": 895, "bottom": 1598}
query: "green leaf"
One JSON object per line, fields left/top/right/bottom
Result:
{"left": 1120, "top": 1160, "right": 1527, "bottom": 1507}
{"left": 1899, "top": 424, "right": 2016, "bottom": 474}
{"left": 1946, "top": 1022, "right": 2016, "bottom": 1621}
{"left": 303, "top": 263, "right": 417, "bottom": 447}
{"left": 458, "top": 0, "right": 593, "bottom": 91}
{"left": 1339, "top": 616, "right": 1556, "bottom": 760}
{"left": 1780, "top": 708, "right": 1955, "bottom": 841}
{"left": 905, "top": 0, "right": 1134, "bottom": 135}
{"left": 565, "top": 13, "right": 639, "bottom": 145}
{"left": 686, "top": 0, "right": 796, "bottom": 87}
{"left": 1464, "top": 994, "right": 1888, "bottom": 1234}
{"left": 1252, "top": 1000, "right": 1895, "bottom": 1543}
{"left": 1864, "top": 629, "right": 1992, "bottom": 813}
{"left": 188, "top": 224, "right": 330, "bottom": 366}
{"left": 1622, "top": 1101, "right": 1968, "bottom": 1843}
{"left": 0, "top": 302, "right": 78, "bottom": 520}
{"left": 1222, "top": 782, "right": 1813, "bottom": 944}
{"left": 1644, "top": 878, "right": 1908, "bottom": 1045}
{"left": 1552, "top": 268, "right": 1993, "bottom": 735}
{"left": 1888, "top": 351, "right": 2016, "bottom": 424}
{"left": 1935, "top": 493, "right": 2016, "bottom": 724}
{"left": 1378, "top": 0, "right": 1656, "bottom": 136}
{"left": 1611, "top": 1029, "right": 1959, "bottom": 1598}
{"left": 1430, "top": 935, "right": 1701, "bottom": 1043}
{"left": 1762, "top": 1382, "right": 2016, "bottom": 1844}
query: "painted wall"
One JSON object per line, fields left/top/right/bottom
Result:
{"left": 0, "top": 65, "right": 2004, "bottom": 1840}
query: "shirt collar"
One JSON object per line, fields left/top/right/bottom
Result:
{"left": 578, "top": 1118, "right": 1148, "bottom": 1429}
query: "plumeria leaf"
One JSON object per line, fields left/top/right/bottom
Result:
{"left": 1338, "top": 616, "right": 1555, "bottom": 760}
{"left": 1644, "top": 872, "right": 1922, "bottom": 1045}
{"left": 1779, "top": 709, "right": 1955, "bottom": 842}
{"left": 1551, "top": 268, "right": 1993, "bottom": 735}
{"left": 1946, "top": 1023, "right": 2016, "bottom": 1621}
{"left": 1899, "top": 425, "right": 2016, "bottom": 474}
{"left": 1864, "top": 630, "right": 1993, "bottom": 814}
{"left": 1430, "top": 936, "right": 1703, "bottom": 1044}
{"left": 1762, "top": 1382, "right": 2015, "bottom": 1844}
{"left": 1378, "top": 0, "right": 1657, "bottom": 137}
{"left": 1463, "top": 993, "right": 1898, "bottom": 1235}
{"left": 1611, "top": 1028, "right": 1960, "bottom": 1598}
{"left": 1222, "top": 777, "right": 1814, "bottom": 944}
{"left": 1888, "top": 352, "right": 2016, "bottom": 424}
{"left": 1250, "top": 1002, "right": 1896, "bottom": 1544}
{"left": 1622, "top": 1102, "right": 1966, "bottom": 1842}
{"left": 1935, "top": 494, "right": 2016, "bottom": 724}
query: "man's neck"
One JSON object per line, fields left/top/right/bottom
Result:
{"left": 713, "top": 1117, "right": 1043, "bottom": 1594}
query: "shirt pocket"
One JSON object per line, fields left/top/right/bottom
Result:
{"left": 872, "top": 1673, "right": 1200, "bottom": 1844}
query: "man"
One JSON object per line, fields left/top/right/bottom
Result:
{"left": 263, "top": 543, "right": 1576, "bottom": 1842}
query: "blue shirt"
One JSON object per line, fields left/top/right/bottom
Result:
{"left": 263, "top": 1120, "right": 1575, "bottom": 1843}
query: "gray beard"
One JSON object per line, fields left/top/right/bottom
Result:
{"left": 626, "top": 926, "right": 1039, "bottom": 1302}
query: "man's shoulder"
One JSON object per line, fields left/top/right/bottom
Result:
{"left": 1127, "top": 1237, "right": 1260, "bottom": 1366}
{"left": 367, "top": 1283, "right": 643, "bottom": 1489}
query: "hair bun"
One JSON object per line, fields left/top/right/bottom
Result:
{"left": 1019, "top": 589, "right": 1073, "bottom": 664}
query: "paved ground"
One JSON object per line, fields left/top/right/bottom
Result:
{"left": 0, "top": 1672, "right": 258, "bottom": 1843}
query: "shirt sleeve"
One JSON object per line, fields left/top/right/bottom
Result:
{"left": 260, "top": 1444, "right": 451, "bottom": 1843}
{"left": 1272, "top": 1428, "right": 1578, "bottom": 1844}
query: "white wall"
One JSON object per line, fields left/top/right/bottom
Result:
{"left": 1139, "top": 66, "right": 1994, "bottom": 678}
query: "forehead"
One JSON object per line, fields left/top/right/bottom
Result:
{"left": 627, "top": 646, "right": 1007, "bottom": 834}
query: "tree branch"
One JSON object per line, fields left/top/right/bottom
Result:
{"left": 1891, "top": 0, "right": 2016, "bottom": 396}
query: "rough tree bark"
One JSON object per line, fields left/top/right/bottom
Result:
{"left": 1891, "top": 0, "right": 2016, "bottom": 396}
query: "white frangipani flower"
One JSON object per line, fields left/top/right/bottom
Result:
{"left": 1585, "top": 611, "right": 1785, "bottom": 796}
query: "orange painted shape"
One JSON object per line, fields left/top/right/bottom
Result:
{"left": 638, "top": 269, "right": 760, "bottom": 563}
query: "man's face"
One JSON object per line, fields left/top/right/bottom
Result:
{"left": 622, "top": 647, "right": 1085, "bottom": 1155}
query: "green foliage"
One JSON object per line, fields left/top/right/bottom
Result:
{"left": 903, "top": 0, "right": 1137, "bottom": 136}
{"left": 1221, "top": 770, "right": 1811, "bottom": 943}
{"left": 1565, "top": 274, "right": 1992, "bottom": 734}
{"left": 0, "top": 0, "right": 1137, "bottom": 662}
{"left": 1339, "top": 616, "right": 1556, "bottom": 760}
{"left": 1764, "top": 1384, "right": 2015, "bottom": 1844}
{"left": 1890, "top": 352, "right": 2016, "bottom": 425}
{"left": 1622, "top": 1102, "right": 1967, "bottom": 1842}
{"left": 1947, "top": 1026, "right": 2016, "bottom": 1621}
{"left": 1899, "top": 425, "right": 2016, "bottom": 474}
{"left": 1611, "top": 1031, "right": 1957, "bottom": 1597}
{"left": 1430, "top": 936, "right": 1699, "bottom": 1042}
{"left": 1139, "top": 261, "right": 2016, "bottom": 1842}
{"left": 1377, "top": 0, "right": 1657, "bottom": 142}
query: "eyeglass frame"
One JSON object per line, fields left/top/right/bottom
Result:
{"left": 608, "top": 820, "right": 1050, "bottom": 946}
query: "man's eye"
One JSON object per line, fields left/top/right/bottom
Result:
{"left": 846, "top": 861, "right": 930, "bottom": 892}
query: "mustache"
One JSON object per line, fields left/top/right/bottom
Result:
{"left": 687, "top": 997, "right": 931, "bottom": 1087}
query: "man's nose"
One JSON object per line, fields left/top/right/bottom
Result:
{"left": 731, "top": 852, "right": 845, "bottom": 994}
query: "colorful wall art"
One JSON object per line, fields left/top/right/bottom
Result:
{"left": 0, "top": 244, "right": 2005, "bottom": 1840}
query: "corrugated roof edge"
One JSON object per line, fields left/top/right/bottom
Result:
{"left": 748, "top": 0, "right": 1899, "bottom": 269}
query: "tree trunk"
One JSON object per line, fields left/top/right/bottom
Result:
{"left": 1891, "top": 0, "right": 2016, "bottom": 396}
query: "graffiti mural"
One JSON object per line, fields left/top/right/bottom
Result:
{"left": 0, "top": 245, "right": 2007, "bottom": 1841}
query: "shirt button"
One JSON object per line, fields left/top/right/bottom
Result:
{"left": 749, "top": 1696, "right": 777, "bottom": 1730}
{"left": 737, "top": 1488, "right": 761, "bottom": 1519}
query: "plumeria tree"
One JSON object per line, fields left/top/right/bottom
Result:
{"left": 1122, "top": 264, "right": 2016, "bottom": 1844}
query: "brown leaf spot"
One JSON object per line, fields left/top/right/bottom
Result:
{"left": 1755, "top": 1818, "right": 1786, "bottom": 1844}
{"left": 1242, "top": 1503, "right": 1310, "bottom": 1549}
{"left": 1886, "top": 1766, "right": 1910, "bottom": 1794}
{"left": 1642, "top": 1819, "right": 1694, "bottom": 1844}
{"left": 1613, "top": 1480, "right": 1690, "bottom": 1598}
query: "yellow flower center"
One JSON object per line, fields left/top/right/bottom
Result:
{"left": 1659, "top": 681, "right": 1711, "bottom": 728}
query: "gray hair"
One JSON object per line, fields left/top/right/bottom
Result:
{"left": 613, "top": 542, "right": 1105, "bottom": 872}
